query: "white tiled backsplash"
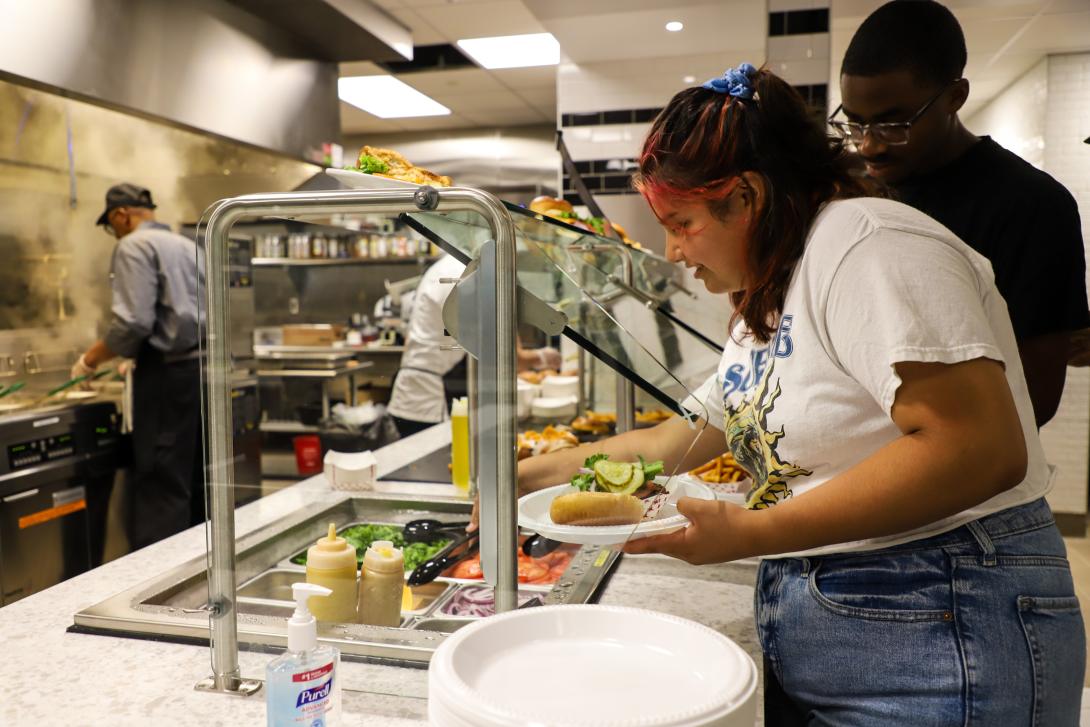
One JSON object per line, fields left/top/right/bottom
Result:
{"left": 968, "top": 53, "right": 1090, "bottom": 515}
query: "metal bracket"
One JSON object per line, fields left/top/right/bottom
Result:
{"left": 441, "top": 254, "right": 567, "bottom": 356}
{"left": 194, "top": 676, "right": 263, "bottom": 697}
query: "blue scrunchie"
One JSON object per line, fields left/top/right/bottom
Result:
{"left": 702, "top": 63, "right": 757, "bottom": 99}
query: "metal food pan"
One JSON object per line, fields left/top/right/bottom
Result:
{"left": 74, "top": 493, "right": 621, "bottom": 665}
{"left": 277, "top": 519, "right": 461, "bottom": 571}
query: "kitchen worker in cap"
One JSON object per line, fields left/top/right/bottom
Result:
{"left": 74, "top": 183, "right": 206, "bottom": 550}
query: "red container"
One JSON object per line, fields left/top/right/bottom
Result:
{"left": 293, "top": 435, "right": 323, "bottom": 475}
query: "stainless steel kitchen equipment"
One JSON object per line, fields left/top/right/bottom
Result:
{"left": 0, "top": 401, "right": 121, "bottom": 605}
{"left": 71, "top": 491, "right": 620, "bottom": 663}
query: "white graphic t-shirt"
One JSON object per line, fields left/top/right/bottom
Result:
{"left": 688, "top": 198, "right": 1050, "bottom": 558}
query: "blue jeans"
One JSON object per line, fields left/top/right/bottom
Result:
{"left": 756, "top": 498, "right": 1086, "bottom": 726}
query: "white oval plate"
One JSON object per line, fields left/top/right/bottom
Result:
{"left": 429, "top": 604, "right": 757, "bottom": 727}
{"left": 326, "top": 168, "right": 423, "bottom": 190}
{"left": 516, "top": 476, "right": 714, "bottom": 546}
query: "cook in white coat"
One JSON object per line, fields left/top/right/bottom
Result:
{"left": 387, "top": 254, "right": 560, "bottom": 436}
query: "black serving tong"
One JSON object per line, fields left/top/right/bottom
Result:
{"left": 402, "top": 518, "right": 470, "bottom": 544}
{"left": 407, "top": 531, "right": 480, "bottom": 586}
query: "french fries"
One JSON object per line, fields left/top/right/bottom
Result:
{"left": 635, "top": 409, "right": 672, "bottom": 424}
{"left": 571, "top": 410, "right": 616, "bottom": 434}
{"left": 689, "top": 452, "right": 748, "bottom": 484}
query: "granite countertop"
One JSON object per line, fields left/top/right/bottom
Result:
{"left": 0, "top": 425, "right": 762, "bottom": 726}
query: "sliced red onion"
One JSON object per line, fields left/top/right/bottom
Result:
{"left": 441, "top": 586, "right": 535, "bottom": 617}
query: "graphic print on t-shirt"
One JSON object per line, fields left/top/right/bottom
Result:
{"left": 721, "top": 316, "right": 812, "bottom": 509}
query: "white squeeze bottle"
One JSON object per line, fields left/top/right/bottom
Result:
{"left": 266, "top": 583, "right": 342, "bottom": 727}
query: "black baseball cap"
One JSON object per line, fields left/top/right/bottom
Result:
{"left": 95, "top": 183, "right": 156, "bottom": 226}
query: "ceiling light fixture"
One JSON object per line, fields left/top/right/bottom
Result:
{"left": 665, "top": 21, "right": 684, "bottom": 32}
{"left": 338, "top": 76, "right": 450, "bottom": 118}
{"left": 456, "top": 32, "right": 560, "bottom": 69}
{"left": 683, "top": 75, "right": 696, "bottom": 84}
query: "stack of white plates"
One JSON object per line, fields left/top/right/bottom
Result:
{"left": 428, "top": 604, "right": 757, "bottom": 726}
{"left": 541, "top": 375, "right": 580, "bottom": 399}
{"left": 516, "top": 380, "right": 536, "bottom": 420}
{"left": 530, "top": 396, "right": 578, "bottom": 419}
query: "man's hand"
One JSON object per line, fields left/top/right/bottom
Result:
{"left": 71, "top": 354, "right": 96, "bottom": 388}
{"left": 467, "top": 494, "right": 479, "bottom": 533}
{"left": 622, "top": 497, "right": 760, "bottom": 564}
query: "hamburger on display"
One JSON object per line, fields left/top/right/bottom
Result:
{"left": 528, "top": 196, "right": 643, "bottom": 249}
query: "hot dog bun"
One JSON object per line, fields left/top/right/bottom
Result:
{"left": 549, "top": 491, "right": 644, "bottom": 526}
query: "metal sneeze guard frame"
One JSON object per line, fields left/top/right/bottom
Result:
{"left": 197, "top": 187, "right": 519, "bottom": 695}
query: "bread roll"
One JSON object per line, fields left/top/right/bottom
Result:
{"left": 550, "top": 492, "right": 644, "bottom": 526}
{"left": 530, "top": 196, "right": 574, "bottom": 216}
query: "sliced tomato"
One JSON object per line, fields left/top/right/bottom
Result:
{"left": 451, "top": 556, "right": 483, "bottom": 580}
{"left": 539, "top": 551, "right": 571, "bottom": 568}
{"left": 517, "top": 561, "right": 549, "bottom": 583}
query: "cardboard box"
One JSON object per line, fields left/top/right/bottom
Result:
{"left": 281, "top": 324, "right": 344, "bottom": 346}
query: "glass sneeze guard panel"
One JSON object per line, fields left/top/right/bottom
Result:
{"left": 403, "top": 207, "right": 720, "bottom": 411}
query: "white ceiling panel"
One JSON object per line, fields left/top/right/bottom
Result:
{"left": 383, "top": 6, "right": 447, "bottom": 45}
{"left": 393, "top": 114, "right": 488, "bottom": 131}
{"left": 489, "top": 65, "right": 557, "bottom": 90}
{"left": 340, "top": 103, "right": 407, "bottom": 134}
{"left": 537, "top": 1, "right": 765, "bottom": 64}
{"left": 419, "top": 0, "right": 544, "bottom": 41}
{"left": 393, "top": 0, "right": 512, "bottom": 7}
{"left": 399, "top": 68, "right": 509, "bottom": 94}
{"left": 1025, "top": 10, "right": 1090, "bottom": 53}
{"left": 439, "top": 90, "right": 535, "bottom": 113}
{"left": 461, "top": 106, "right": 549, "bottom": 126}
{"left": 509, "top": 86, "right": 556, "bottom": 109}
{"left": 526, "top": 0, "right": 729, "bottom": 21}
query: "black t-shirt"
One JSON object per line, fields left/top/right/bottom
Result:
{"left": 895, "top": 136, "right": 1090, "bottom": 340}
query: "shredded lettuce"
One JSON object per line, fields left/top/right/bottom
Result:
{"left": 571, "top": 453, "right": 609, "bottom": 491}
{"left": 569, "top": 453, "right": 664, "bottom": 491}
{"left": 353, "top": 154, "right": 389, "bottom": 174}
{"left": 640, "top": 455, "right": 664, "bottom": 479}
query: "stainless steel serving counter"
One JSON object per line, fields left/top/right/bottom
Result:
{"left": 0, "top": 424, "right": 765, "bottom": 726}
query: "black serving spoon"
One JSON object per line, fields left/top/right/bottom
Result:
{"left": 402, "top": 518, "right": 470, "bottom": 544}
{"left": 407, "top": 531, "right": 480, "bottom": 586}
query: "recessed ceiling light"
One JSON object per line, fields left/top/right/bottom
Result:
{"left": 338, "top": 76, "right": 450, "bottom": 118}
{"left": 456, "top": 33, "right": 560, "bottom": 70}
{"left": 683, "top": 75, "right": 696, "bottom": 84}
{"left": 665, "top": 21, "right": 684, "bottom": 32}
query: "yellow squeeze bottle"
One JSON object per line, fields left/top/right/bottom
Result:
{"left": 305, "top": 523, "right": 359, "bottom": 623}
{"left": 450, "top": 397, "right": 470, "bottom": 495}
{"left": 358, "top": 540, "right": 405, "bottom": 627}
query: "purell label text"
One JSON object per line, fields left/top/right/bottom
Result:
{"left": 296, "top": 678, "right": 332, "bottom": 708}
{"left": 293, "top": 662, "right": 334, "bottom": 682}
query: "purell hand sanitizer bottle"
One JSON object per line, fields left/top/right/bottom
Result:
{"left": 266, "top": 583, "right": 342, "bottom": 726}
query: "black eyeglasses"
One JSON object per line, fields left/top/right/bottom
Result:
{"left": 828, "top": 80, "right": 960, "bottom": 146}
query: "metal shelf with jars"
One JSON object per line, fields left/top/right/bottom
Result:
{"left": 252, "top": 227, "right": 440, "bottom": 265}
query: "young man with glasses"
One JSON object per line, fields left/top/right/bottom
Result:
{"left": 834, "top": 0, "right": 1089, "bottom": 428}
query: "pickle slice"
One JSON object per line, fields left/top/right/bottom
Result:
{"left": 614, "top": 466, "right": 645, "bottom": 496}
{"left": 594, "top": 460, "right": 634, "bottom": 488}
